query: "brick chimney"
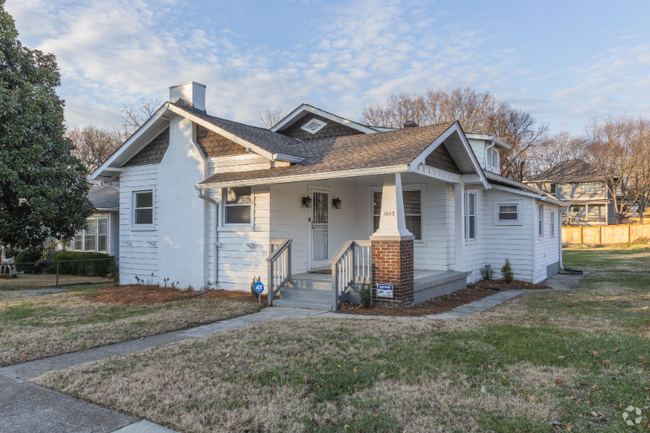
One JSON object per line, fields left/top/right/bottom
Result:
{"left": 169, "top": 81, "right": 206, "bottom": 112}
{"left": 403, "top": 120, "right": 418, "bottom": 128}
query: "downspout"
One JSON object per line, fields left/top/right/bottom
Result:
{"left": 484, "top": 140, "right": 496, "bottom": 171}
{"left": 196, "top": 187, "right": 220, "bottom": 287}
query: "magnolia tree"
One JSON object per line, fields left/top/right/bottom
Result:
{"left": 0, "top": 1, "right": 94, "bottom": 249}
{"left": 584, "top": 115, "right": 650, "bottom": 223}
{"left": 361, "top": 88, "right": 548, "bottom": 179}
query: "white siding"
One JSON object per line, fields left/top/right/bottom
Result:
{"left": 467, "top": 138, "right": 485, "bottom": 168}
{"left": 534, "top": 200, "right": 561, "bottom": 283}
{"left": 216, "top": 185, "right": 270, "bottom": 291}
{"left": 119, "top": 164, "right": 160, "bottom": 284}
{"left": 481, "top": 190, "right": 535, "bottom": 282}
{"left": 463, "top": 188, "right": 486, "bottom": 282}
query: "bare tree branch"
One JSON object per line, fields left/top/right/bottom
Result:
{"left": 258, "top": 107, "right": 287, "bottom": 129}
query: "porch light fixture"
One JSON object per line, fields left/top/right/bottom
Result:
{"left": 332, "top": 198, "right": 342, "bottom": 209}
{"left": 302, "top": 196, "right": 312, "bottom": 208}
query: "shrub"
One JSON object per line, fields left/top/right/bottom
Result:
{"left": 360, "top": 282, "right": 372, "bottom": 308}
{"left": 250, "top": 276, "right": 261, "bottom": 298}
{"left": 47, "top": 251, "right": 115, "bottom": 277}
{"left": 15, "top": 249, "right": 44, "bottom": 273}
{"left": 501, "top": 259, "right": 514, "bottom": 284}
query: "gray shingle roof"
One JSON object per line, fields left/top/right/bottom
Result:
{"left": 486, "top": 172, "right": 565, "bottom": 205}
{"left": 88, "top": 184, "right": 119, "bottom": 209}
{"left": 199, "top": 122, "right": 457, "bottom": 186}
{"left": 172, "top": 103, "right": 302, "bottom": 157}
{"left": 526, "top": 159, "right": 602, "bottom": 183}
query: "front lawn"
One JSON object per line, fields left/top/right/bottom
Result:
{"left": 34, "top": 247, "right": 650, "bottom": 432}
{"left": 563, "top": 242, "right": 650, "bottom": 271}
{"left": 0, "top": 284, "right": 261, "bottom": 366}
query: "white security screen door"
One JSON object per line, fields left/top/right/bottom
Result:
{"left": 311, "top": 190, "right": 329, "bottom": 269}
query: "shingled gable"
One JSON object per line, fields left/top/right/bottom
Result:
{"left": 271, "top": 103, "right": 379, "bottom": 136}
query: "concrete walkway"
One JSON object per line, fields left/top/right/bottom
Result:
{"left": 0, "top": 273, "right": 584, "bottom": 433}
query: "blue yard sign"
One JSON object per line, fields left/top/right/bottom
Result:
{"left": 254, "top": 281, "right": 264, "bottom": 294}
{"left": 376, "top": 284, "right": 394, "bottom": 298}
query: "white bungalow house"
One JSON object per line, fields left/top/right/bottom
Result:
{"left": 92, "top": 82, "right": 564, "bottom": 310}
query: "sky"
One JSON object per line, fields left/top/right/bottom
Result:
{"left": 7, "top": 0, "right": 650, "bottom": 134}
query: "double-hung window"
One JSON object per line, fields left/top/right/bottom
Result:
{"left": 550, "top": 211, "right": 555, "bottom": 238}
{"left": 133, "top": 190, "right": 154, "bottom": 226}
{"left": 465, "top": 191, "right": 477, "bottom": 240}
{"left": 224, "top": 187, "right": 252, "bottom": 225}
{"left": 71, "top": 217, "right": 108, "bottom": 253}
{"left": 372, "top": 189, "right": 422, "bottom": 240}
{"left": 538, "top": 204, "right": 544, "bottom": 237}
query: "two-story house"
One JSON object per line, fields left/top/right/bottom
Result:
{"left": 526, "top": 159, "right": 615, "bottom": 225}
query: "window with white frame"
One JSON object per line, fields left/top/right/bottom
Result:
{"left": 495, "top": 202, "right": 520, "bottom": 224}
{"left": 550, "top": 211, "right": 555, "bottom": 238}
{"left": 465, "top": 191, "right": 477, "bottom": 240}
{"left": 133, "top": 190, "right": 154, "bottom": 226}
{"left": 373, "top": 189, "right": 422, "bottom": 240}
{"left": 71, "top": 217, "right": 108, "bottom": 253}
{"left": 584, "top": 182, "right": 603, "bottom": 192}
{"left": 224, "top": 187, "right": 252, "bottom": 225}
{"left": 538, "top": 204, "right": 544, "bottom": 237}
{"left": 488, "top": 149, "right": 498, "bottom": 169}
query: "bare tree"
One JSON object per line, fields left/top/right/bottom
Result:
{"left": 526, "top": 132, "right": 586, "bottom": 176}
{"left": 120, "top": 97, "right": 162, "bottom": 135}
{"left": 67, "top": 126, "right": 123, "bottom": 173}
{"left": 361, "top": 88, "right": 548, "bottom": 179}
{"left": 258, "top": 107, "right": 287, "bottom": 129}
{"left": 584, "top": 115, "right": 650, "bottom": 223}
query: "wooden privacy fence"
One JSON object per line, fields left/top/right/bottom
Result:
{"left": 563, "top": 223, "right": 650, "bottom": 245}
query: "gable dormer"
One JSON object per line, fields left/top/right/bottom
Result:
{"left": 465, "top": 133, "right": 511, "bottom": 174}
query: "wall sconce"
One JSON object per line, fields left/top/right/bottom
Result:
{"left": 302, "top": 196, "right": 312, "bottom": 208}
{"left": 332, "top": 198, "right": 342, "bottom": 209}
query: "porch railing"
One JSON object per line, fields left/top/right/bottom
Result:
{"left": 266, "top": 239, "right": 292, "bottom": 305}
{"left": 330, "top": 240, "right": 372, "bottom": 310}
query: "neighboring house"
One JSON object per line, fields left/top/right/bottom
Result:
{"left": 525, "top": 159, "right": 615, "bottom": 225}
{"left": 68, "top": 183, "right": 120, "bottom": 256}
{"left": 91, "top": 81, "right": 564, "bottom": 310}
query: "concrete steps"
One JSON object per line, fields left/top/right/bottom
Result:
{"left": 273, "top": 275, "right": 334, "bottom": 310}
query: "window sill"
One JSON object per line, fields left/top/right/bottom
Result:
{"left": 494, "top": 221, "right": 523, "bottom": 226}
{"left": 218, "top": 225, "right": 254, "bottom": 232}
{"left": 130, "top": 225, "right": 156, "bottom": 232}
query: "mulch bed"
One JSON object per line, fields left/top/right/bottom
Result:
{"left": 336, "top": 279, "right": 550, "bottom": 317}
{"left": 90, "top": 285, "right": 204, "bottom": 305}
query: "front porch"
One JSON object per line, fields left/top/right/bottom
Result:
{"left": 272, "top": 269, "right": 468, "bottom": 310}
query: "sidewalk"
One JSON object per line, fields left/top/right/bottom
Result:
{"left": 0, "top": 273, "right": 584, "bottom": 433}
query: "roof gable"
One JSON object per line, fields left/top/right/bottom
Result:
{"left": 278, "top": 113, "right": 364, "bottom": 141}
{"left": 271, "top": 104, "right": 378, "bottom": 135}
{"left": 424, "top": 143, "right": 462, "bottom": 175}
{"left": 122, "top": 127, "right": 170, "bottom": 167}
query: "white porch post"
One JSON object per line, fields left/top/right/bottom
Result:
{"left": 370, "top": 173, "right": 414, "bottom": 307}
{"left": 454, "top": 183, "right": 465, "bottom": 272}
{"left": 370, "top": 173, "right": 414, "bottom": 240}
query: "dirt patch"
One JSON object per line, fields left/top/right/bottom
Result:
{"left": 470, "top": 279, "right": 550, "bottom": 291}
{"left": 202, "top": 289, "right": 268, "bottom": 303}
{"left": 337, "top": 286, "right": 495, "bottom": 316}
{"left": 337, "top": 279, "right": 549, "bottom": 317}
{"left": 90, "top": 285, "right": 204, "bottom": 305}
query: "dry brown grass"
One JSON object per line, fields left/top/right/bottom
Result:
{"left": 0, "top": 288, "right": 260, "bottom": 367}
{"left": 34, "top": 317, "right": 576, "bottom": 432}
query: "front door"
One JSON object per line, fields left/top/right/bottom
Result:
{"left": 310, "top": 190, "right": 329, "bottom": 269}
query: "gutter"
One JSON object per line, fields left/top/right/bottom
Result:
{"left": 196, "top": 187, "right": 220, "bottom": 287}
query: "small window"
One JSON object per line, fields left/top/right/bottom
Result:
{"left": 550, "top": 211, "right": 555, "bottom": 238}
{"left": 498, "top": 204, "right": 518, "bottom": 221}
{"left": 538, "top": 204, "right": 544, "bottom": 237}
{"left": 224, "top": 187, "right": 252, "bottom": 224}
{"left": 71, "top": 217, "right": 108, "bottom": 252}
{"left": 134, "top": 191, "right": 154, "bottom": 225}
{"left": 373, "top": 189, "right": 422, "bottom": 240}
{"left": 465, "top": 191, "right": 477, "bottom": 240}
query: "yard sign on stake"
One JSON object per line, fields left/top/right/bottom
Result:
{"left": 377, "top": 284, "right": 394, "bottom": 298}
{"left": 254, "top": 281, "right": 264, "bottom": 304}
